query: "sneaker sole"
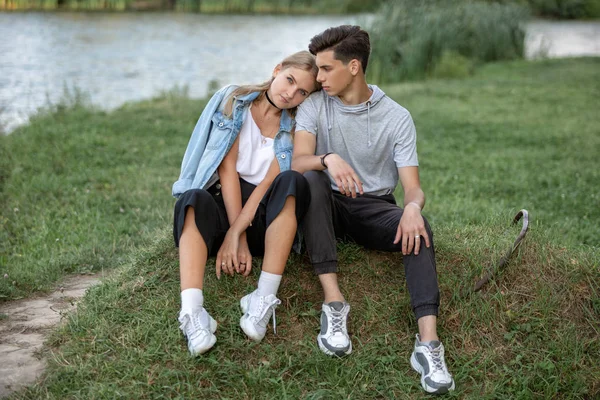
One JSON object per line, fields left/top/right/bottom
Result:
{"left": 410, "top": 352, "right": 455, "bottom": 394}
{"left": 317, "top": 334, "right": 352, "bottom": 357}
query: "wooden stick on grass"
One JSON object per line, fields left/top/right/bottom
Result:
{"left": 474, "top": 209, "right": 530, "bottom": 292}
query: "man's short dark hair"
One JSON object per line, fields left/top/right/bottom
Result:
{"left": 308, "top": 25, "right": 371, "bottom": 74}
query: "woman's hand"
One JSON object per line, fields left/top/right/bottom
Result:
{"left": 216, "top": 229, "right": 240, "bottom": 279}
{"left": 237, "top": 234, "right": 253, "bottom": 277}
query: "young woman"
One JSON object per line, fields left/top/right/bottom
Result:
{"left": 172, "top": 51, "right": 319, "bottom": 356}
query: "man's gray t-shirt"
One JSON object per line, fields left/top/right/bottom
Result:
{"left": 295, "top": 85, "right": 418, "bottom": 196}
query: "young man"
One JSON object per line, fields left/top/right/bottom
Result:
{"left": 292, "top": 25, "right": 455, "bottom": 394}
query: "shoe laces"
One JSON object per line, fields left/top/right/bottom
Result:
{"left": 179, "top": 311, "right": 208, "bottom": 337}
{"left": 426, "top": 345, "right": 446, "bottom": 374}
{"left": 249, "top": 294, "right": 281, "bottom": 334}
{"left": 328, "top": 309, "right": 345, "bottom": 334}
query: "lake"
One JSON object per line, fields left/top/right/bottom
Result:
{"left": 1, "top": 13, "right": 599, "bottom": 133}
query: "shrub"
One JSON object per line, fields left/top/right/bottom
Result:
{"left": 429, "top": 50, "right": 474, "bottom": 79}
{"left": 368, "top": 0, "right": 530, "bottom": 83}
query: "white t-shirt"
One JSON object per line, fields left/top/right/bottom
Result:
{"left": 236, "top": 106, "right": 275, "bottom": 185}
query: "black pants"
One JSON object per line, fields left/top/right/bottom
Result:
{"left": 173, "top": 170, "right": 310, "bottom": 256}
{"left": 302, "top": 171, "right": 440, "bottom": 319}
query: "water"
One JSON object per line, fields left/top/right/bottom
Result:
{"left": 525, "top": 19, "right": 600, "bottom": 58}
{"left": 1, "top": 13, "right": 599, "bottom": 133}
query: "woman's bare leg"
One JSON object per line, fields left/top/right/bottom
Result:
{"left": 262, "top": 196, "right": 296, "bottom": 275}
{"left": 179, "top": 207, "right": 207, "bottom": 290}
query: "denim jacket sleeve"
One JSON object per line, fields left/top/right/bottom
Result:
{"left": 172, "top": 85, "right": 237, "bottom": 198}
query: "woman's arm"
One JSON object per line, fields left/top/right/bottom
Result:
{"left": 216, "top": 135, "right": 252, "bottom": 277}
{"left": 216, "top": 157, "right": 281, "bottom": 278}
{"left": 217, "top": 135, "right": 243, "bottom": 226}
{"left": 230, "top": 157, "right": 280, "bottom": 235}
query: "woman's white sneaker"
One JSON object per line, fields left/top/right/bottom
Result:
{"left": 240, "top": 290, "right": 281, "bottom": 342}
{"left": 178, "top": 308, "right": 217, "bottom": 356}
{"left": 410, "top": 334, "right": 455, "bottom": 394}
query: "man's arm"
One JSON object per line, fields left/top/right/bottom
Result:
{"left": 292, "top": 130, "right": 364, "bottom": 197}
{"left": 393, "top": 166, "right": 431, "bottom": 255}
{"left": 291, "top": 130, "right": 322, "bottom": 173}
{"left": 399, "top": 166, "right": 425, "bottom": 210}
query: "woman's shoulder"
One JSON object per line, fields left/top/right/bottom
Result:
{"left": 204, "top": 84, "right": 241, "bottom": 114}
{"left": 212, "top": 84, "right": 239, "bottom": 100}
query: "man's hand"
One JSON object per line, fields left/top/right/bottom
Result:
{"left": 324, "top": 153, "right": 364, "bottom": 198}
{"left": 393, "top": 203, "right": 430, "bottom": 255}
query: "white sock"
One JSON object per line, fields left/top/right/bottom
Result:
{"left": 181, "top": 288, "right": 204, "bottom": 312}
{"left": 257, "top": 271, "right": 282, "bottom": 297}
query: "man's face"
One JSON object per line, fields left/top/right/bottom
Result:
{"left": 315, "top": 50, "right": 353, "bottom": 97}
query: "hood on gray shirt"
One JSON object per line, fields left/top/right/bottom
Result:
{"left": 324, "top": 85, "right": 387, "bottom": 148}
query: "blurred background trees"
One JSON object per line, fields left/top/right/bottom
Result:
{"left": 1, "top": 0, "right": 598, "bottom": 18}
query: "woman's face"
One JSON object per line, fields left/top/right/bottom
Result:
{"left": 267, "top": 66, "right": 316, "bottom": 109}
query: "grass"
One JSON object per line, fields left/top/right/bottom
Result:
{"left": 1, "top": 58, "right": 599, "bottom": 398}
{"left": 396, "top": 57, "right": 600, "bottom": 247}
{"left": 0, "top": 88, "right": 198, "bottom": 299}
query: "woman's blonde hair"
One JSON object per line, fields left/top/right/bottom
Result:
{"left": 223, "top": 50, "right": 320, "bottom": 118}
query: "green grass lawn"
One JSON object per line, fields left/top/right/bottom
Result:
{"left": 1, "top": 58, "right": 599, "bottom": 398}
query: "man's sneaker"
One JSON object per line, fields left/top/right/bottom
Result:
{"left": 240, "top": 290, "right": 282, "bottom": 342}
{"left": 410, "top": 334, "right": 455, "bottom": 394}
{"left": 178, "top": 308, "right": 217, "bottom": 356}
{"left": 317, "top": 301, "right": 352, "bottom": 357}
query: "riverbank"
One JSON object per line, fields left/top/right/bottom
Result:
{"left": 1, "top": 58, "right": 598, "bottom": 398}
{"left": 2, "top": 13, "right": 599, "bottom": 135}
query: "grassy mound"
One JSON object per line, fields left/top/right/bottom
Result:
{"left": 18, "top": 227, "right": 600, "bottom": 398}
{"left": 1, "top": 58, "right": 599, "bottom": 397}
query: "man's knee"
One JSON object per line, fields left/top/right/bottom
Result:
{"left": 422, "top": 214, "right": 434, "bottom": 238}
{"left": 303, "top": 170, "right": 327, "bottom": 186}
{"left": 303, "top": 170, "right": 330, "bottom": 199}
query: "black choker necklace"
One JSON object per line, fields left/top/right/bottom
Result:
{"left": 265, "top": 91, "right": 281, "bottom": 110}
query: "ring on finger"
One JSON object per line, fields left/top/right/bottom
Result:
{"left": 415, "top": 235, "right": 420, "bottom": 239}
{"left": 221, "top": 262, "right": 226, "bottom": 266}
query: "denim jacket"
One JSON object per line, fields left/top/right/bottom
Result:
{"left": 172, "top": 85, "right": 295, "bottom": 198}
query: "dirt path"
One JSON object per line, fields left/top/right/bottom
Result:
{"left": 0, "top": 274, "right": 101, "bottom": 398}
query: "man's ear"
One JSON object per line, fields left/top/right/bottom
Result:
{"left": 272, "top": 64, "right": 283, "bottom": 78}
{"left": 349, "top": 59, "right": 361, "bottom": 76}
